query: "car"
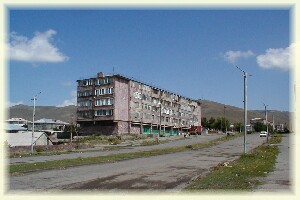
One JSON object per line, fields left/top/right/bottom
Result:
{"left": 260, "top": 131, "right": 268, "bottom": 137}
{"left": 226, "top": 131, "right": 235, "bottom": 136}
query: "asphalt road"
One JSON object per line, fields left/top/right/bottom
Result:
{"left": 9, "top": 133, "right": 267, "bottom": 191}
{"left": 9, "top": 134, "right": 223, "bottom": 165}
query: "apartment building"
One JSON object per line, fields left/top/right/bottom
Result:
{"left": 77, "top": 72, "right": 201, "bottom": 135}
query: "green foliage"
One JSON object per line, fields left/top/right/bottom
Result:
{"left": 203, "top": 117, "right": 230, "bottom": 131}
{"left": 233, "top": 122, "right": 242, "bottom": 132}
{"left": 141, "top": 140, "right": 160, "bottom": 146}
{"left": 253, "top": 122, "right": 267, "bottom": 132}
{"left": 35, "top": 146, "right": 44, "bottom": 153}
{"left": 107, "top": 136, "right": 121, "bottom": 145}
{"left": 63, "top": 124, "right": 78, "bottom": 133}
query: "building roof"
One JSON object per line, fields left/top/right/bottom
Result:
{"left": 34, "top": 118, "right": 69, "bottom": 125}
{"left": 6, "top": 118, "right": 31, "bottom": 123}
{"left": 5, "top": 123, "right": 27, "bottom": 131}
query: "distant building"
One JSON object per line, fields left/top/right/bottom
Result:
{"left": 275, "top": 124, "right": 285, "bottom": 132}
{"left": 250, "top": 118, "right": 266, "bottom": 125}
{"left": 28, "top": 118, "right": 69, "bottom": 131}
{"left": 5, "top": 123, "right": 27, "bottom": 133}
{"left": 77, "top": 72, "right": 202, "bottom": 135}
{"left": 5, "top": 118, "right": 30, "bottom": 128}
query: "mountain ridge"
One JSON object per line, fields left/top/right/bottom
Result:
{"left": 7, "top": 100, "right": 290, "bottom": 127}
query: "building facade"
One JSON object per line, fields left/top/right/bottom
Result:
{"left": 27, "top": 118, "right": 69, "bottom": 131}
{"left": 77, "top": 72, "right": 201, "bottom": 135}
{"left": 5, "top": 118, "right": 30, "bottom": 127}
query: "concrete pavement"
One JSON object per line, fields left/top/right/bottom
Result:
{"left": 254, "top": 133, "right": 294, "bottom": 193}
{"left": 9, "top": 134, "right": 224, "bottom": 165}
{"left": 9, "top": 133, "right": 267, "bottom": 190}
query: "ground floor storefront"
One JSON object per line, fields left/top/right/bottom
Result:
{"left": 78, "top": 120, "right": 190, "bottom": 136}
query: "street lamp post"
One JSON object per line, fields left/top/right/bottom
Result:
{"left": 31, "top": 92, "right": 41, "bottom": 154}
{"left": 158, "top": 102, "right": 162, "bottom": 141}
{"left": 224, "top": 106, "right": 227, "bottom": 133}
{"left": 263, "top": 103, "right": 269, "bottom": 143}
{"left": 235, "top": 66, "right": 250, "bottom": 154}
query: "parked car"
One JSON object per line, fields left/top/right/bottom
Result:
{"left": 260, "top": 131, "right": 268, "bottom": 137}
{"left": 226, "top": 131, "right": 235, "bottom": 136}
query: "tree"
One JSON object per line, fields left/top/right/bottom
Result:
{"left": 233, "top": 122, "right": 242, "bottom": 132}
{"left": 208, "top": 117, "right": 216, "bottom": 129}
{"left": 64, "top": 124, "right": 77, "bottom": 133}
{"left": 253, "top": 122, "right": 266, "bottom": 132}
{"left": 201, "top": 117, "right": 209, "bottom": 128}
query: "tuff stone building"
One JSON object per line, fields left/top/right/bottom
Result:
{"left": 76, "top": 72, "right": 201, "bottom": 135}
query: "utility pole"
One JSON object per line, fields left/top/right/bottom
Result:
{"left": 235, "top": 66, "right": 250, "bottom": 154}
{"left": 224, "top": 105, "right": 227, "bottom": 133}
{"left": 272, "top": 115, "right": 275, "bottom": 131}
{"left": 263, "top": 103, "right": 269, "bottom": 143}
{"left": 158, "top": 102, "right": 162, "bottom": 141}
{"left": 31, "top": 92, "right": 41, "bottom": 154}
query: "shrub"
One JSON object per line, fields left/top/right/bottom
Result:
{"left": 35, "top": 146, "right": 44, "bottom": 153}
{"left": 107, "top": 137, "right": 121, "bottom": 145}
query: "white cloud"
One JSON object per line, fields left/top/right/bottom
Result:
{"left": 223, "top": 50, "right": 255, "bottom": 64}
{"left": 57, "top": 99, "right": 76, "bottom": 107}
{"left": 57, "top": 90, "right": 77, "bottom": 107}
{"left": 7, "top": 101, "right": 24, "bottom": 107}
{"left": 9, "top": 29, "right": 69, "bottom": 63}
{"left": 256, "top": 44, "right": 294, "bottom": 71}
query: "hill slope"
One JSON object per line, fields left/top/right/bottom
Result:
{"left": 198, "top": 100, "right": 289, "bottom": 125}
{"left": 7, "top": 101, "right": 290, "bottom": 126}
{"left": 8, "top": 104, "right": 77, "bottom": 123}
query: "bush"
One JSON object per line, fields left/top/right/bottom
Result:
{"left": 35, "top": 146, "right": 44, "bottom": 153}
{"left": 107, "top": 137, "right": 121, "bottom": 145}
{"left": 141, "top": 140, "right": 159, "bottom": 146}
{"left": 94, "top": 133, "right": 102, "bottom": 136}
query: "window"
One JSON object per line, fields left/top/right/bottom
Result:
{"left": 95, "top": 77, "right": 112, "bottom": 85}
{"left": 95, "top": 98, "right": 114, "bottom": 106}
{"left": 152, "top": 97, "right": 158, "bottom": 104}
{"left": 95, "top": 109, "right": 113, "bottom": 116}
{"left": 95, "top": 87, "right": 114, "bottom": 96}
{"left": 78, "top": 90, "right": 92, "bottom": 97}
{"left": 133, "top": 92, "right": 142, "bottom": 99}
{"left": 78, "top": 101, "right": 91, "bottom": 107}
{"left": 79, "top": 79, "right": 93, "bottom": 86}
{"left": 78, "top": 111, "right": 92, "bottom": 118}
{"left": 166, "top": 117, "right": 170, "bottom": 122}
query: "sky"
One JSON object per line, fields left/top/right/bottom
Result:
{"left": 7, "top": 8, "right": 292, "bottom": 111}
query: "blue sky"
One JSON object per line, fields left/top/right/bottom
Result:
{"left": 7, "top": 8, "right": 292, "bottom": 111}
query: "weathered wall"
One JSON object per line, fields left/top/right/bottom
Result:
{"left": 114, "top": 78, "right": 129, "bottom": 121}
{"left": 117, "top": 121, "right": 130, "bottom": 134}
{"left": 130, "top": 125, "right": 141, "bottom": 135}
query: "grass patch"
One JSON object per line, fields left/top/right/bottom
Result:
{"left": 140, "top": 140, "right": 160, "bottom": 146}
{"left": 9, "top": 134, "right": 241, "bottom": 175}
{"left": 185, "top": 135, "right": 282, "bottom": 191}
